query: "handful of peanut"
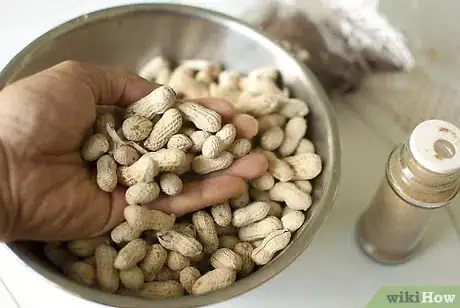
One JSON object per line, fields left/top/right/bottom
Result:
{"left": 44, "top": 58, "right": 322, "bottom": 299}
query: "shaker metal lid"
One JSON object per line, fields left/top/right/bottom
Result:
{"left": 409, "top": 119, "right": 460, "bottom": 174}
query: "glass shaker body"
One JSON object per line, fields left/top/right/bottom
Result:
{"left": 357, "top": 120, "right": 460, "bottom": 264}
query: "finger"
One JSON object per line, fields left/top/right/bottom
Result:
{"left": 191, "top": 98, "right": 235, "bottom": 122}
{"left": 13, "top": 170, "right": 127, "bottom": 241}
{"left": 149, "top": 175, "right": 246, "bottom": 216}
{"left": 50, "top": 185, "right": 126, "bottom": 240}
{"left": 96, "top": 187, "right": 127, "bottom": 235}
{"left": 207, "top": 153, "right": 268, "bottom": 180}
{"left": 189, "top": 98, "right": 259, "bottom": 139}
{"left": 193, "top": 99, "right": 259, "bottom": 139}
{"left": 73, "top": 185, "right": 127, "bottom": 239}
{"left": 232, "top": 114, "right": 259, "bottom": 139}
{"left": 50, "top": 60, "right": 157, "bottom": 106}
{"left": 69, "top": 186, "right": 127, "bottom": 240}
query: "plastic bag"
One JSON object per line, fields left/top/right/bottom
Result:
{"left": 240, "top": 0, "right": 415, "bottom": 93}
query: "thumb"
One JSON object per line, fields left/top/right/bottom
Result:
{"left": 48, "top": 60, "right": 157, "bottom": 106}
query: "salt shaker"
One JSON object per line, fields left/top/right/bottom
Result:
{"left": 357, "top": 119, "right": 460, "bottom": 264}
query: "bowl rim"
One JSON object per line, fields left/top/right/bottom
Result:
{"left": 1, "top": 3, "right": 341, "bottom": 308}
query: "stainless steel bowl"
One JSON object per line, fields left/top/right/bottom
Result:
{"left": 0, "top": 4, "right": 340, "bottom": 307}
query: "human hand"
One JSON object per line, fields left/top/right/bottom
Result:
{"left": 0, "top": 61, "right": 267, "bottom": 242}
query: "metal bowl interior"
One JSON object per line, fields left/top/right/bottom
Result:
{"left": 0, "top": 4, "right": 340, "bottom": 308}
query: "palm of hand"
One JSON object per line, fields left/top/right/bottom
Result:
{"left": 0, "top": 64, "right": 123, "bottom": 241}
{"left": 0, "top": 62, "right": 266, "bottom": 242}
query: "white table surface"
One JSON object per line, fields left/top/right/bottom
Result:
{"left": 1, "top": 1, "right": 459, "bottom": 308}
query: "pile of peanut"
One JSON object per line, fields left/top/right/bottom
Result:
{"left": 43, "top": 58, "right": 322, "bottom": 299}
